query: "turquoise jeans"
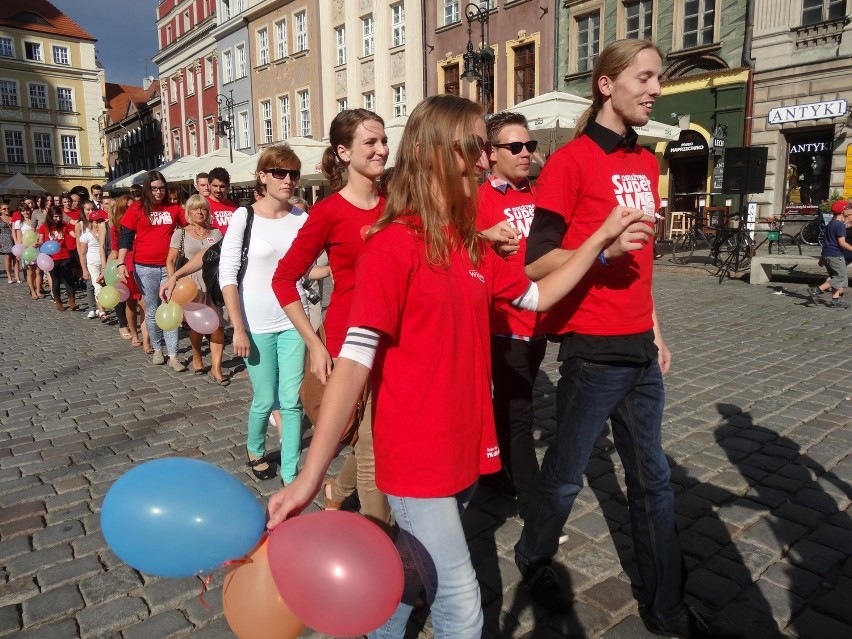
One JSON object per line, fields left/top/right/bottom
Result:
{"left": 244, "top": 329, "right": 306, "bottom": 483}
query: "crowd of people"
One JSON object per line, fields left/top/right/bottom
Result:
{"left": 0, "top": 39, "right": 728, "bottom": 639}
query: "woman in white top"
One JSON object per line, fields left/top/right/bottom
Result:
{"left": 13, "top": 206, "right": 41, "bottom": 299}
{"left": 220, "top": 145, "right": 310, "bottom": 483}
{"left": 78, "top": 201, "right": 108, "bottom": 319}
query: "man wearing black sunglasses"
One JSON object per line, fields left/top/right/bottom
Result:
{"left": 475, "top": 111, "right": 545, "bottom": 519}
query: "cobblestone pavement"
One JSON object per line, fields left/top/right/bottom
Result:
{"left": 1, "top": 268, "right": 851, "bottom": 639}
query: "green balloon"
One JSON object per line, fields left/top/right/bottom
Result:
{"left": 22, "top": 247, "right": 39, "bottom": 262}
{"left": 98, "top": 285, "right": 120, "bottom": 309}
{"left": 104, "top": 259, "right": 120, "bottom": 286}
{"left": 155, "top": 301, "right": 183, "bottom": 331}
{"left": 21, "top": 230, "right": 37, "bottom": 247}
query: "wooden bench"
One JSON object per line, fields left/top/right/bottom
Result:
{"left": 749, "top": 254, "right": 821, "bottom": 285}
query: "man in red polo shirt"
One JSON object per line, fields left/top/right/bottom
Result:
{"left": 207, "top": 167, "right": 238, "bottom": 235}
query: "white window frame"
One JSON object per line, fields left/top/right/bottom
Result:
{"left": 188, "top": 124, "right": 198, "bottom": 156}
{"left": 279, "top": 94, "right": 291, "bottom": 140}
{"left": 338, "top": 98, "right": 348, "bottom": 112}
{"left": 0, "top": 37, "right": 12, "bottom": 58}
{"left": 362, "top": 15, "right": 374, "bottom": 57}
{"left": 336, "top": 26, "right": 346, "bottom": 66}
{"left": 183, "top": 10, "right": 191, "bottom": 33}
{"left": 5, "top": 130, "right": 25, "bottom": 163}
{"left": 276, "top": 19, "right": 288, "bottom": 59}
{"left": 443, "top": 0, "right": 460, "bottom": 26}
{"left": 57, "top": 87, "right": 74, "bottom": 112}
{"left": 33, "top": 131, "right": 52, "bottom": 164}
{"left": 257, "top": 28, "right": 269, "bottom": 66}
{"left": 238, "top": 110, "right": 249, "bottom": 148}
{"left": 222, "top": 0, "right": 231, "bottom": 21}
{"left": 24, "top": 41, "right": 43, "bottom": 62}
{"left": 222, "top": 49, "right": 233, "bottom": 83}
{"left": 298, "top": 89, "right": 310, "bottom": 136}
{"left": 621, "top": 0, "right": 653, "bottom": 41}
{"left": 52, "top": 45, "right": 69, "bottom": 65}
{"left": 29, "top": 83, "right": 47, "bottom": 109}
{"left": 172, "top": 129, "right": 182, "bottom": 158}
{"left": 60, "top": 134, "right": 79, "bottom": 165}
{"left": 681, "top": 0, "right": 716, "bottom": 49}
{"left": 236, "top": 43, "right": 247, "bottom": 77}
{"left": 261, "top": 99, "right": 273, "bottom": 143}
{"left": 205, "top": 55, "right": 214, "bottom": 86}
{"left": 169, "top": 77, "right": 178, "bottom": 103}
{"left": 0, "top": 80, "right": 19, "bottom": 107}
{"left": 295, "top": 11, "right": 308, "bottom": 52}
{"left": 186, "top": 65, "right": 195, "bottom": 95}
{"left": 575, "top": 12, "right": 600, "bottom": 73}
{"left": 206, "top": 119, "right": 216, "bottom": 152}
{"left": 363, "top": 91, "right": 375, "bottom": 111}
{"left": 802, "top": 0, "right": 847, "bottom": 24}
{"left": 392, "top": 84, "right": 406, "bottom": 117}
{"left": 391, "top": 4, "right": 405, "bottom": 47}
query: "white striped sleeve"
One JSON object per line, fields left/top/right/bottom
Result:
{"left": 338, "top": 326, "right": 381, "bottom": 370}
{"left": 511, "top": 282, "right": 539, "bottom": 311}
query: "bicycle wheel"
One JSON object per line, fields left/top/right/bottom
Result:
{"left": 799, "top": 219, "right": 821, "bottom": 245}
{"left": 671, "top": 234, "right": 694, "bottom": 264}
{"left": 780, "top": 233, "right": 802, "bottom": 255}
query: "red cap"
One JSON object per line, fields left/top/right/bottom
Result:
{"left": 88, "top": 210, "right": 107, "bottom": 222}
{"left": 831, "top": 200, "right": 851, "bottom": 214}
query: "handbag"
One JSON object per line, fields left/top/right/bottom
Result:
{"left": 299, "top": 325, "right": 368, "bottom": 446}
{"left": 202, "top": 205, "right": 254, "bottom": 307}
{"left": 174, "top": 228, "right": 189, "bottom": 271}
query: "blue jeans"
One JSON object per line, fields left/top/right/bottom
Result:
{"left": 244, "top": 329, "right": 305, "bottom": 483}
{"left": 134, "top": 264, "right": 179, "bottom": 356}
{"left": 370, "top": 484, "right": 482, "bottom": 639}
{"left": 515, "top": 357, "right": 685, "bottom": 620}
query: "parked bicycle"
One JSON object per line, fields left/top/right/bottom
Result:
{"left": 766, "top": 214, "right": 803, "bottom": 255}
{"left": 715, "top": 211, "right": 754, "bottom": 283}
{"left": 670, "top": 211, "right": 724, "bottom": 265}
{"left": 795, "top": 213, "right": 828, "bottom": 247}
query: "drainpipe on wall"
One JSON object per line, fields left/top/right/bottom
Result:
{"left": 741, "top": 0, "right": 755, "bottom": 147}
{"left": 553, "top": 0, "right": 560, "bottom": 90}
{"left": 421, "top": 0, "right": 428, "bottom": 99}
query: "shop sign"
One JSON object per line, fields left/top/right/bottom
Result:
{"left": 710, "top": 126, "right": 727, "bottom": 154}
{"left": 712, "top": 159, "right": 725, "bottom": 191}
{"left": 664, "top": 130, "right": 709, "bottom": 158}
{"left": 789, "top": 141, "right": 832, "bottom": 154}
{"left": 767, "top": 99, "right": 848, "bottom": 125}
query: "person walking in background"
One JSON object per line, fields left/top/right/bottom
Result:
{"left": 808, "top": 199, "right": 852, "bottom": 309}
{"left": 271, "top": 108, "right": 393, "bottom": 533}
{"left": 220, "top": 146, "right": 310, "bottom": 484}
{"left": 118, "top": 171, "right": 185, "bottom": 371}
{"left": 475, "top": 111, "right": 546, "bottom": 518}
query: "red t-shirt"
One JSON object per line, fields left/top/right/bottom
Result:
{"left": 535, "top": 135, "right": 659, "bottom": 336}
{"left": 38, "top": 223, "right": 75, "bottom": 261}
{"left": 208, "top": 196, "right": 238, "bottom": 235}
{"left": 349, "top": 222, "right": 530, "bottom": 498}
{"left": 272, "top": 192, "right": 385, "bottom": 357}
{"left": 62, "top": 209, "right": 79, "bottom": 249}
{"left": 11, "top": 212, "right": 21, "bottom": 224}
{"left": 477, "top": 179, "right": 543, "bottom": 338}
{"left": 120, "top": 201, "right": 181, "bottom": 266}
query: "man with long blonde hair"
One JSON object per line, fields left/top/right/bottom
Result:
{"left": 515, "top": 40, "right": 717, "bottom": 638}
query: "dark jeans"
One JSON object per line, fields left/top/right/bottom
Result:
{"left": 515, "top": 357, "right": 685, "bottom": 620}
{"left": 50, "top": 258, "right": 77, "bottom": 300}
{"left": 490, "top": 336, "right": 547, "bottom": 518}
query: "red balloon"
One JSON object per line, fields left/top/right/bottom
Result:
{"left": 267, "top": 511, "right": 403, "bottom": 637}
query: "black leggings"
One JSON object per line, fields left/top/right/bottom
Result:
{"left": 50, "top": 258, "right": 78, "bottom": 300}
{"left": 114, "top": 300, "right": 128, "bottom": 328}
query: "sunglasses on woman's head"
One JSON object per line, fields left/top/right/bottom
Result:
{"left": 492, "top": 140, "right": 538, "bottom": 155}
{"left": 265, "top": 168, "right": 300, "bottom": 181}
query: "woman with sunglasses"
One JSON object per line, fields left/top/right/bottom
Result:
{"left": 271, "top": 108, "right": 394, "bottom": 534}
{"left": 267, "top": 94, "right": 651, "bottom": 637}
{"left": 220, "top": 145, "right": 309, "bottom": 483}
{"left": 117, "top": 171, "right": 185, "bottom": 371}
{"left": 38, "top": 206, "right": 78, "bottom": 311}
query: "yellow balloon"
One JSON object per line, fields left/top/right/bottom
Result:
{"left": 98, "top": 285, "right": 120, "bottom": 309}
{"left": 22, "top": 230, "right": 37, "bottom": 247}
{"left": 104, "top": 259, "right": 121, "bottom": 286}
{"left": 155, "top": 301, "right": 184, "bottom": 331}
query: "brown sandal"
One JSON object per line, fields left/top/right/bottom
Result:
{"left": 322, "top": 479, "right": 342, "bottom": 510}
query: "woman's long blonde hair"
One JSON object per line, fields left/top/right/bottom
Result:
{"left": 574, "top": 39, "right": 664, "bottom": 138}
{"left": 373, "top": 94, "right": 484, "bottom": 268}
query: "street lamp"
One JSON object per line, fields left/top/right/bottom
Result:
{"left": 460, "top": 2, "right": 494, "bottom": 111}
{"left": 217, "top": 89, "right": 235, "bottom": 163}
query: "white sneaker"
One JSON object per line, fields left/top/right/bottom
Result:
{"left": 86, "top": 310, "right": 97, "bottom": 319}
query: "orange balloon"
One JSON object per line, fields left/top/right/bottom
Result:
{"left": 222, "top": 536, "right": 305, "bottom": 639}
{"left": 171, "top": 277, "right": 199, "bottom": 304}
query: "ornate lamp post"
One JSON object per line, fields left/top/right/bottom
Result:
{"left": 216, "top": 89, "right": 235, "bottom": 163}
{"left": 460, "top": 2, "right": 494, "bottom": 111}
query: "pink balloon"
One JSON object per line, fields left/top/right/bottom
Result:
{"left": 115, "top": 282, "right": 131, "bottom": 302}
{"left": 182, "top": 302, "right": 219, "bottom": 335}
{"left": 12, "top": 243, "right": 24, "bottom": 258}
{"left": 36, "top": 253, "right": 54, "bottom": 272}
{"left": 267, "top": 511, "right": 403, "bottom": 637}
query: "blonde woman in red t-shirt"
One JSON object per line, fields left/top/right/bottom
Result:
{"left": 268, "top": 94, "right": 649, "bottom": 637}
{"left": 271, "top": 109, "right": 393, "bottom": 534}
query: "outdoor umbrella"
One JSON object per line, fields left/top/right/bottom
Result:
{"left": 0, "top": 172, "right": 46, "bottom": 195}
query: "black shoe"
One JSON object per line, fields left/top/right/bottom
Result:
{"left": 807, "top": 286, "right": 822, "bottom": 305}
{"left": 641, "top": 605, "right": 716, "bottom": 639}
{"left": 515, "top": 554, "right": 572, "bottom": 611}
{"left": 246, "top": 457, "right": 277, "bottom": 480}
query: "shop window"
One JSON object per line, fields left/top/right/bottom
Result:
{"left": 784, "top": 129, "right": 833, "bottom": 212}
{"left": 514, "top": 43, "right": 535, "bottom": 103}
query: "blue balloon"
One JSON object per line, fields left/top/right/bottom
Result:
{"left": 101, "top": 458, "right": 265, "bottom": 578}
{"left": 40, "top": 240, "right": 61, "bottom": 256}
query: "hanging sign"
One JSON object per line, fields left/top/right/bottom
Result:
{"left": 767, "top": 99, "right": 848, "bottom": 125}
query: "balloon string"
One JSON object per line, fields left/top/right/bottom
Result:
{"left": 196, "top": 558, "right": 254, "bottom": 610}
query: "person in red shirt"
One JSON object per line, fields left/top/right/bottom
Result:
{"left": 271, "top": 108, "right": 393, "bottom": 534}
{"left": 37, "top": 206, "right": 78, "bottom": 311}
{"left": 267, "top": 94, "right": 649, "bottom": 637}
{"left": 206, "top": 167, "right": 238, "bottom": 235}
{"left": 107, "top": 195, "right": 147, "bottom": 349}
{"left": 117, "top": 171, "right": 185, "bottom": 371}
{"left": 475, "top": 111, "right": 547, "bottom": 518}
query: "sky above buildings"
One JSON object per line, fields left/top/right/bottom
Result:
{"left": 50, "top": 0, "right": 160, "bottom": 86}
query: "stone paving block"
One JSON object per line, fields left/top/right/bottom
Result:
{"left": 0, "top": 484, "right": 54, "bottom": 509}
{"left": 545, "top": 597, "right": 613, "bottom": 638}
{"left": 788, "top": 608, "right": 852, "bottom": 639}
{"left": 37, "top": 553, "right": 103, "bottom": 590}
{"left": 719, "top": 541, "right": 779, "bottom": 582}
{"left": 599, "top": 614, "right": 658, "bottom": 639}
{"left": 52, "top": 475, "right": 90, "bottom": 495}
{"left": 685, "top": 567, "right": 742, "bottom": 608}
{"left": 123, "top": 609, "right": 193, "bottom": 639}
{"left": 564, "top": 545, "right": 619, "bottom": 581}
{"left": 76, "top": 595, "right": 148, "bottom": 639}
{"left": 476, "top": 555, "right": 523, "bottom": 596}
{"left": 704, "top": 553, "right": 759, "bottom": 589}
{"left": 0, "top": 536, "right": 31, "bottom": 563}
{"left": 182, "top": 617, "right": 233, "bottom": 637}
{"left": 45, "top": 502, "right": 91, "bottom": 527}
{"left": 22, "top": 583, "right": 84, "bottom": 626}
{"left": 0, "top": 515, "right": 44, "bottom": 540}
{"left": 183, "top": 585, "right": 223, "bottom": 626}
{"left": 15, "top": 618, "right": 78, "bottom": 639}
{"left": 743, "top": 579, "right": 805, "bottom": 626}
{"left": 0, "top": 604, "right": 21, "bottom": 637}
{"left": 679, "top": 529, "right": 722, "bottom": 561}
{"left": 787, "top": 538, "right": 846, "bottom": 574}
{"left": 566, "top": 511, "right": 612, "bottom": 542}
{"left": 79, "top": 565, "right": 143, "bottom": 606}
{"left": 141, "top": 576, "right": 200, "bottom": 614}
{"left": 579, "top": 576, "right": 635, "bottom": 616}
{"left": 0, "top": 577, "right": 38, "bottom": 607}
{"left": 31, "top": 520, "right": 85, "bottom": 550}
{"left": 5, "top": 544, "right": 73, "bottom": 580}
{"left": 716, "top": 498, "right": 767, "bottom": 528}
{"left": 45, "top": 488, "right": 92, "bottom": 513}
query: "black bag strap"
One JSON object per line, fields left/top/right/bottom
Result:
{"left": 237, "top": 204, "right": 254, "bottom": 284}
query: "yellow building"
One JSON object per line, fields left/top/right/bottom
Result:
{"left": 0, "top": 0, "right": 106, "bottom": 196}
